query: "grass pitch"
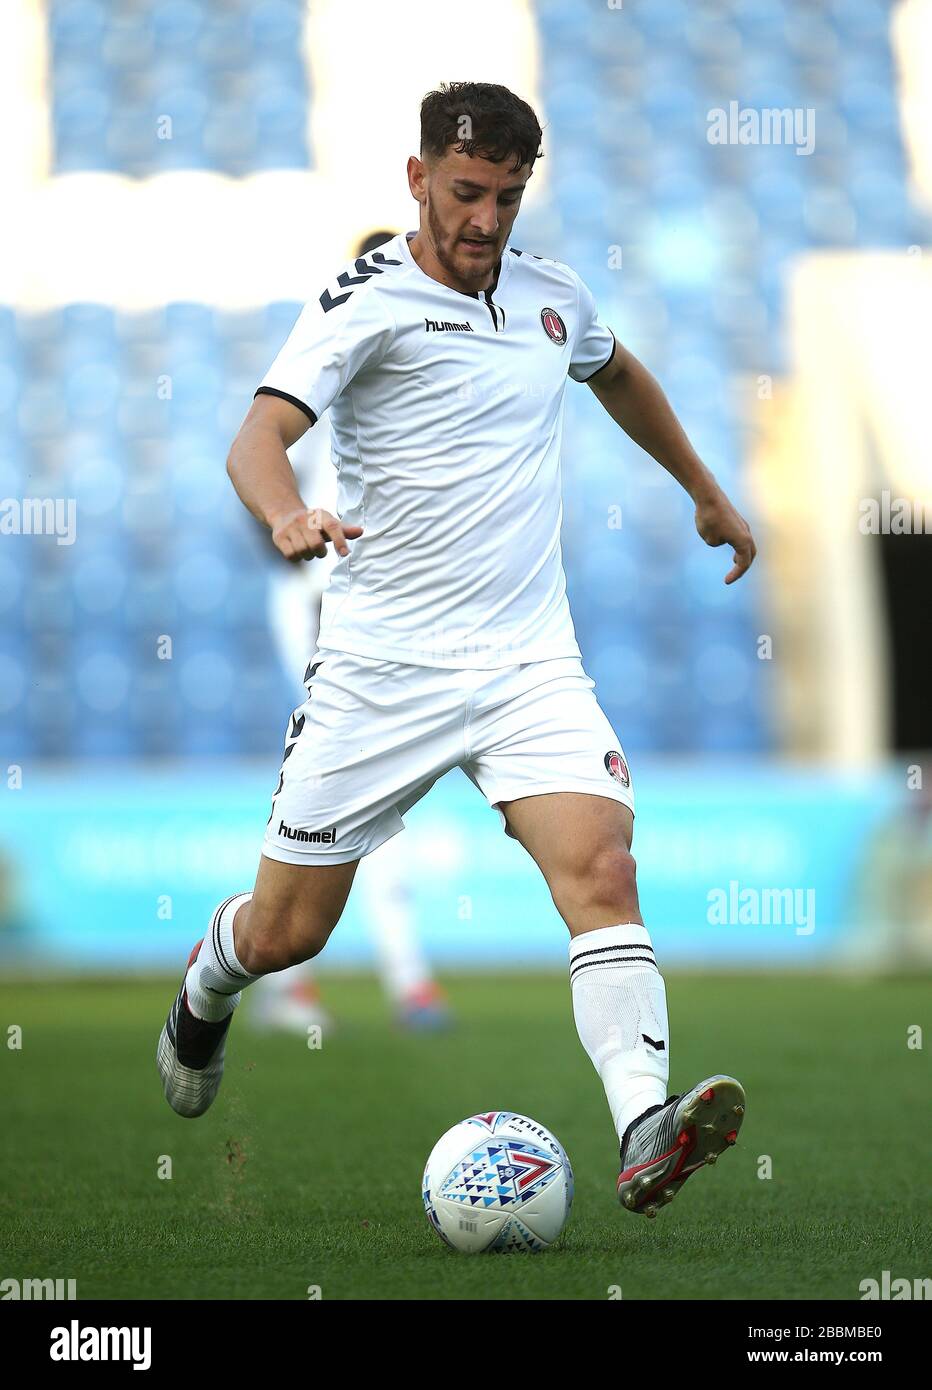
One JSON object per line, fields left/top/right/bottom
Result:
{"left": 1, "top": 973, "right": 928, "bottom": 1301}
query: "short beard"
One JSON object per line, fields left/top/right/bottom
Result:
{"left": 427, "top": 202, "right": 491, "bottom": 287}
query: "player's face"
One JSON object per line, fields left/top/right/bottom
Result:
{"left": 421, "top": 148, "right": 531, "bottom": 287}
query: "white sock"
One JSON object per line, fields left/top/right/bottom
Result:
{"left": 569, "top": 923, "right": 669, "bottom": 1147}
{"left": 185, "top": 892, "right": 259, "bottom": 1021}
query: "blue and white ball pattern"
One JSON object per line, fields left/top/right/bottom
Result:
{"left": 423, "top": 1111, "right": 574, "bottom": 1253}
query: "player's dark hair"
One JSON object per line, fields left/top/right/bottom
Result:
{"left": 420, "top": 81, "right": 544, "bottom": 174}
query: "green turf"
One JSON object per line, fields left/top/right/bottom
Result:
{"left": 1, "top": 973, "right": 928, "bottom": 1300}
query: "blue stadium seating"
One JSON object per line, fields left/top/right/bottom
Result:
{"left": 2, "top": 0, "right": 929, "bottom": 759}
{"left": 49, "top": 0, "right": 310, "bottom": 176}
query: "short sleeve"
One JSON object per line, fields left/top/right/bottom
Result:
{"left": 568, "top": 270, "right": 616, "bottom": 383}
{"left": 256, "top": 283, "right": 396, "bottom": 424}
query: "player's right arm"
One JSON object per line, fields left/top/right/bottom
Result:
{"left": 226, "top": 393, "right": 360, "bottom": 560}
{"left": 228, "top": 270, "right": 395, "bottom": 561}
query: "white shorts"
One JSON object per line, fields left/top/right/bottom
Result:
{"left": 262, "top": 650, "right": 635, "bottom": 866}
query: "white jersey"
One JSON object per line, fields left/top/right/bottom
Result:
{"left": 257, "top": 230, "right": 615, "bottom": 668}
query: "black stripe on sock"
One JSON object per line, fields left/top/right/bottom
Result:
{"left": 206, "top": 893, "right": 238, "bottom": 962}
{"left": 212, "top": 895, "right": 251, "bottom": 982}
{"left": 569, "top": 954, "right": 659, "bottom": 983}
{"left": 571, "top": 942, "right": 655, "bottom": 962}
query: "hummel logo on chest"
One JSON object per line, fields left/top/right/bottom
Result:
{"left": 424, "top": 317, "right": 474, "bottom": 332}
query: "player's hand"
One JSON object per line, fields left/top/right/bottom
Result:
{"left": 694, "top": 489, "right": 756, "bottom": 584}
{"left": 270, "top": 507, "right": 363, "bottom": 562}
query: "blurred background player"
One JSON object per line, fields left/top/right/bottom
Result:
{"left": 251, "top": 230, "right": 453, "bottom": 1034}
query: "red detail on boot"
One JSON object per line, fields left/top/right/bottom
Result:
{"left": 620, "top": 1127, "right": 697, "bottom": 1206}
{"left": 725, "top": 1130, "right": 738, "bottom": 1144}
{"left": 700, "top": 1088, "right": 715, "bottom": 1102}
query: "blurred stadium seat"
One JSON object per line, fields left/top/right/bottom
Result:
{"left": 49, "top": 0, "right": 310, "bottom": 177}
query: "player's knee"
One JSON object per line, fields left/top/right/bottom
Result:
{"left": 596, "top": 843, "right": 638, "bottom": 906}
{"left": 570, "top": 843, "right": 639, "bottom": 917}
{"left": 236, "top": 900, "right": 335, "bottom": 975}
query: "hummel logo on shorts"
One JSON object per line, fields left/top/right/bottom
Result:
{"left": 278, "top": 821, "right": 337, "bottom": 845}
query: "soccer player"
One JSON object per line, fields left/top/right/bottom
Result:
{"left": 158, "top": 82, "right": 756, "bottom": 1218}
{"left": 254, "top": 231, "right": 453, "bottom": 1034}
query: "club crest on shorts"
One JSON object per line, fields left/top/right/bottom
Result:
{"left": 604, "top": 750, "right": 630, "bottom": 787}
{"left": 540, "top": 307, "right": 567, "bottom": 344}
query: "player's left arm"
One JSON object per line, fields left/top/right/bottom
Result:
{"left": 586, "top": 342, "right": 756, "bottom": 584}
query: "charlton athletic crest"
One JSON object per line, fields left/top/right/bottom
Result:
{"left": 540, "top": 307, "right": 567, "bottom": 344}
{"left": 604, "top": 750, "right": 630, "bottom": 787}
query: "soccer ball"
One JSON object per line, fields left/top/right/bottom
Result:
{"left": 422, "top": 1111, "right": 574, "bottom": 1253}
